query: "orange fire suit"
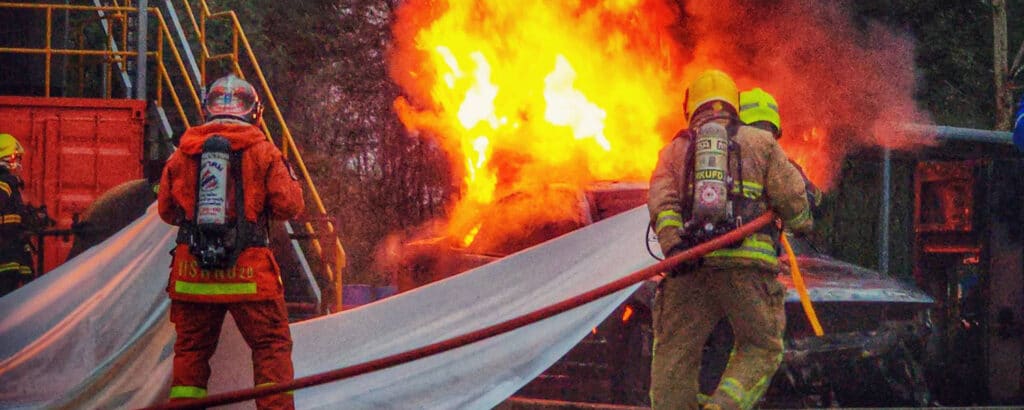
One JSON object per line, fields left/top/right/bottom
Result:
{"left": 647, "top": 124, "right": 812, "bottom": 410}
{"left": 158, "top": 119, "right": 303, "bottom": 409}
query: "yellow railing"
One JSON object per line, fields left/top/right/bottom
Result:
{"left": 178, "top": 0, "right": 347, "bottom": 310}
{"left": 0, "top": 2, "right": 201, "bottom": 128}
{"left": 0, "top": 0, "right": 347, "bottom": 311}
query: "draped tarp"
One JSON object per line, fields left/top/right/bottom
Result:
{"left": 0, "top": 204, "right": 656, "bottom": 409}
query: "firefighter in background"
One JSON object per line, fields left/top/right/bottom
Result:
{"left": 158, "top": 74, "right": 303, "bottom": 409}
{"left": 647, "top": 70, "right": 813, "bottom": 410}
{"left": 738, "top": 88, "right": 823, "bottom": 216}
{"left": 0, "top": 133, "right": 33, "bottom": 296}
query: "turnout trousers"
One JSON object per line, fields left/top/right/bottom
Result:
{"left": 169, "top": 298, "right": 295, "bottom": 409}
{"left": 650, "top": 266, "right": 786, "bottom": 410}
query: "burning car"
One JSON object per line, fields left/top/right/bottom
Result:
{"left": 386, "top": 182, "right": 934, "bottom": 408}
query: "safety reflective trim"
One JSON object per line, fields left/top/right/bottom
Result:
{"left": 169, "top": 385, "right": 207, "bottom": 399}
{"left": 785, "top": 207, "right": 812, "bottom": 229}
{"left": 174, "top": 280, "right": 257, "bottom": 295}
{"left": 705, "top": 236, "right": 778, "bottom": 264}
{"left": 741, "top": 375, "right": 773, "bottom": 409}
{"left": 0, "top": 262, "right": 25, "bottom": 273}
{"left": 742, "top": 354, "right": 781, "bottom": 409}
{"left": 256, "top": 382, "right": 295, "bottom": 396}
{"left": 0, "top": 181, "right": 10, "bottom": 196}
{"left": 718, "top": 377, "right": 747, "bottom": 408}
{"left": 18, "top": 265, "right": 31, "bottom": 276}
{"left": 697, "top": 393, "right": 712, "bottom": 404}
{"left": 655, "top": 210, "right": 684, "bottom": 233}
{"left": 731, "top": 180, "right": 763, "bottom": 199}
{"left": 1, "top": 214, "right": 22, "bottom": 224}
{"left": 705, "top": 249, "right": 779, "bottom": 265}
{"left": 738, "top": 102, "right": 779, "bottom": 113}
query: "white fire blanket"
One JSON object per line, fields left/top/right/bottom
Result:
{"left": 0, "top": 204, "right": 653, "bottom": 409}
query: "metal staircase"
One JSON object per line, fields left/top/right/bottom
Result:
{"left": 0, "top": 0, "right": 347, "bottom": 314}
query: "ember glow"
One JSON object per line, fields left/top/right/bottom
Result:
{"left": 786, "top": 127, "right": 831, "bottom": 187}
{"left": 389, "top": 0, "right": 929, "bottom": 246}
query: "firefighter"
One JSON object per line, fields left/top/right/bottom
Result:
{"left": 0, "top": 133, "right": 33, "bottom": 296}
{"left": 739, "top": 88, "right": 823, "bottom": 216}
{"left": 647, "top": 70, "right": 813, "bottom": 410}
{"left": 158, "top": 74, "right": 303, "bottom": 409}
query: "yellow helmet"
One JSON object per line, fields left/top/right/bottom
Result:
{"left": 684, "top": 69, "right": 739, "bottom": 122}
{"left": 0, "top": 133, "right": 25, "bottom": 171}
{"left": 739, "top": 88, "right": 782, "bottom": 137}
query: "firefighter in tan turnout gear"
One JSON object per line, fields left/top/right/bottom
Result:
{"left": 647, "top": 69, "right": 813, "bottom": 410}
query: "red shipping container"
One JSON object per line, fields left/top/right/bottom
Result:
{"left": 0, "top": 96, "right": 145, "bottom": 273}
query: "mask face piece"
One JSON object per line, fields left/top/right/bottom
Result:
{"left": 1, "top": 154, "right": 21, "bottom": 171}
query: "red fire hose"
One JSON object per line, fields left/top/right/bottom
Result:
{"left": 141, "top": 212, "right": 775, "bottom": 410}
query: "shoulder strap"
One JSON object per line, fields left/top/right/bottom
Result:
{"left": 681, "top": 133, "right": 696, "bottom": 219}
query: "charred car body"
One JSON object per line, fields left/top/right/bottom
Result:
{"left": 390, "top": 182, "right": 934, "bottom": 407}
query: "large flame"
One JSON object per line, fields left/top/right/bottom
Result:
{"left": 392, "top": 0, "right": 686, "bottom": 245}
{"left": 389, "top": 0, "right": 929, "bottom": 247}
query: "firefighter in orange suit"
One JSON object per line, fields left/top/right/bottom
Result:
{"left": 0, "top": 133, "right": 33, "bottom": 296}
{"left": 647, "top": 70, "right": 813, "bottom": 410}
{"left": 158, "top": 74, "right": 303, "bottom": 409}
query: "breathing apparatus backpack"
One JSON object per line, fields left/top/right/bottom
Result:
{"left": 679, "top": 122, "right": 745, "bottom": 249}
{"left": 178, "top": 135, "right": 268, "bottom": 270}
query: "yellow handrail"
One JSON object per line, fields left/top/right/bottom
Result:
{"left": 183, "top": 0, "right": 347, "bottom": 310}
{"left": 0, "top": 1, "right": 201, "bottom": 124}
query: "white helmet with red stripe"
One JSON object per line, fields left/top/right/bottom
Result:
{"left": 203, "top": 74, "right": 263, "bottom": 124}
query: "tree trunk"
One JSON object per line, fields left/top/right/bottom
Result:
{"left": 993, "top": 0, "right": 1012, "bottom": 130}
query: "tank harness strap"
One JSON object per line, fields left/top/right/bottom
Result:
{"left": 176, "top": 149, "right": 268, "bottom": 250}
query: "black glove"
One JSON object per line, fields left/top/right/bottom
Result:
{"left": 665, "top": 240, "right": 699, "bottom": 277}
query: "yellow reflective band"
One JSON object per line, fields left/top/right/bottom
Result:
{"left": 706, "top": 236, "right": 778, "bottom": 264}
{"left": 718, "top": 377, "right": 746, "bottom": 408}
{"left": 0, "top": 262, "right": 23, "bottom": 273}
{"left": 18, "top": 266, "right": 32, "bottom": 276}
{"left": 655, "top": 210, "right": 684, "bottom": 233}
{"left": 744, "top": 374, "right": 773, "bottom": 409}
{"left": 0, "top": 181, "right": 10, "bottom": 196}
{"left": 174, "top": 281, "right": 257, "bottom": 295}
{"left": 169, "top": 385, "right": 207, "bottom": 399}
{"left": 256, "top": 382, "right": 295, "bottom": 396}
{"left": 743, "top": 235, "right": 776, "bottom": 252}
{"left": 785, "top": 208, "right": 812, "bottom": 229}
{"left": 739, "top": 102, "right": 779, "bottom": 113}
{"left": 705, "top": 249, "right": 779, "bottom": 265}
{"left": 697, "top": 393, "right": 712, "bottom": 405}
{"left": 731, "top": 180, "right": 763, "bottom": 199}
{"left": 740, "top": 180, "right": 763, "bottom": 190}
{"left": 1, "top": 214, "right": 22, "bottom": 224}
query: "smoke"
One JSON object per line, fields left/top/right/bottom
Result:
{"left": 677, "top": 0, "right": 931, "bottom": 188}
